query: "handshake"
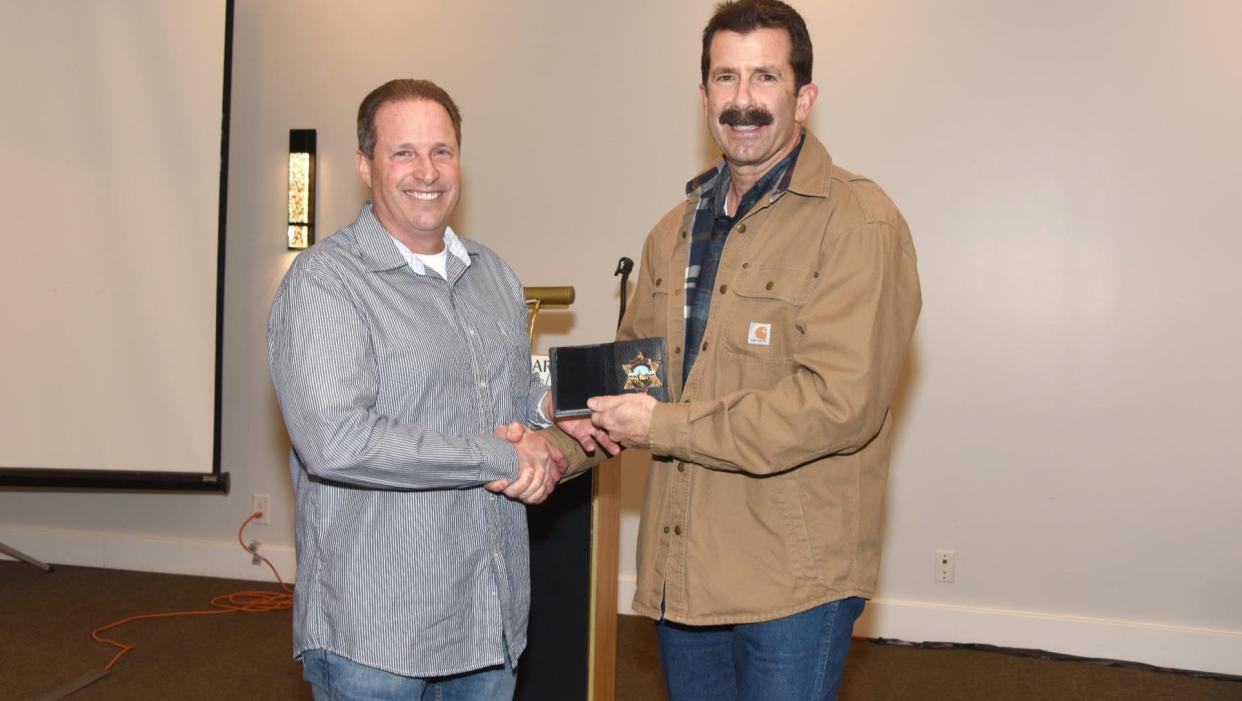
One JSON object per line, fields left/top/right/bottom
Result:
{"left": 482, "top": 392, "right": 659, "bottom": 505}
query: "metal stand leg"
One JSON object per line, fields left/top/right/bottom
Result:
{"left": 0, "top": 541, "right": 53, "bottom": 572}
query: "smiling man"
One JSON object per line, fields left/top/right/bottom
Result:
{"left": 545, "top": 2, "right": 922, "bottom": 699}
{"left": 268, "top": 79, "right": 586, "bottom": 699}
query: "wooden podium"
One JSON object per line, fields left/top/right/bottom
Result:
{"left": 516, "top": 287, "right": 619, "bottom": 701}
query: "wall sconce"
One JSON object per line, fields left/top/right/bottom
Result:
{"left": 287, "top": 129, "right": 316, "bottom": 249}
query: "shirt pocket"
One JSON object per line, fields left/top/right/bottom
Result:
{"left": 722, "top": 264, "right": 815, "bottom": 366}
{"left": 478, "top": 312, "right": 533, "bottom": 422}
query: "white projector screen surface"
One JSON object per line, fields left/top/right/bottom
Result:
{"left": 0, "top": 2, "right": 228, "bottom": 477}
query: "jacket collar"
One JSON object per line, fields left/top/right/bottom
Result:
{"left": 684, "top": 128, "right": 834, "bottom": 201}
{"left": 785, "top": 129, "right": 833, "bottom": 199}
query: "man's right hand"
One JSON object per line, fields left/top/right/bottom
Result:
{"left": 485, "top": 423, "right": 567, "bottom": 504}
{"left": 541, "top": 391, "right": 621, "bottom": 456}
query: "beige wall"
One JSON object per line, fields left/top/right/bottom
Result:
{"left": 2, "top": 0, "right": 1240, "bottom": 675}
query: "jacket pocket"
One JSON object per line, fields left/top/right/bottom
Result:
{"left": 776, "top": 473, "right": 822, "bottom": 584}
{"left": 722, "top": 264, "right": 815, "bottom": 366}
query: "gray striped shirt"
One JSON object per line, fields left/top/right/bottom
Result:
{"left": 267, "top": 202, "right": 546, "bottom": 677}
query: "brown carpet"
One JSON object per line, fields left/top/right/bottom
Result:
{"left": 1, "top": 562, "right": 1238, "bottom": 700}
{"left": 0, "top": 562, "right": 306, "bottom": 701}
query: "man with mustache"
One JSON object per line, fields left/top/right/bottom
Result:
{"left": 545, "top": 1, "right": 922, "bottom": 698}
{"left": 268, "top": 79, "right": 595, "bottom": 699}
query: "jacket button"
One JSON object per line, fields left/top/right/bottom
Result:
{"left": 813, "top": 271, "right": 820, "bottom": 278}
{"left": 741, "top": 262, "right": 749, "bottom": 269}
{"left": 718, "top": 284, "right": 728, "bottom": 294}
{"left": 701, "top": 341, "right": 708, "bottom": 351}
{"left": 674, "top": 526, "right": 683, "bottom": 535}
{"left": 738, "top": 224, "right": 747, "bottom": 233}
{"left": 765, "top": 281, "right": 775, "bottom": 291}
{"left": 656, "top": 278, "right": 663, "bottom": 286}
{"left": 680, "top": 230, "right": 687, "bottom": 239}
{"left": 663, "top": 526, "right": 670, "bottom": 534}
{"left": 677, "top": 464, "right": 685, "bottom": 472}
{"left": 674, "top": 346, "right": 681, "bottom": 354}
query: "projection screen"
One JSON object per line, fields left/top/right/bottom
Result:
{"left": 0, "top": 1, "right": 232, "bottom": 490}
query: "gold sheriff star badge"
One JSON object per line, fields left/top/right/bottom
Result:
{"left": 622, "top": 352, "right": 663, "bottom": 392}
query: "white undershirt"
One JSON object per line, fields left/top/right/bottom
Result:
{"left": 413, "top": 248, "right": 449, "bottom": 279}
{"left": 386, "top": 226, "right": 471, "bottom": 278}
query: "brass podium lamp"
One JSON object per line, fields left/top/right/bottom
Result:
{"left": 524, "top": 286, "right": 576, "bottom": 339}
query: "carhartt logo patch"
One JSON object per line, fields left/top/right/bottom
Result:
{"left": 747, "top": 323, "right": 771, "bottom": 346}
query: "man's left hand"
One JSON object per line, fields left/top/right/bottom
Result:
{"left": 587, "top": 393, "right": 657, "bottom": 449}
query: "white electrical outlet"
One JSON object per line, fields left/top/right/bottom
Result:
{"left": 253, "top": 494, "right": 271, "bottom": 525}
{"left": 935, "top": 549, "right": 956, "bottom": 583}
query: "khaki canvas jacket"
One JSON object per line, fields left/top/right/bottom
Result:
{"left": 547, "top": 131, "right": 921, "bottom": 625}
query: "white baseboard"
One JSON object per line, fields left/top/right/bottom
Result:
{"left": 856, "top": 598, "right": 1242, "bottom": 677}
{"left": 0, "top": 522, "right": 296, "bottom": 584}
{"left": 615, "top": 581, "right": 1240, "bottom": 676}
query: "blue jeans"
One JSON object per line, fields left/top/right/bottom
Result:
{"left": 657, "top": 598, "right": 865, "bottom": 701}
{"left": 301, "top": 648, "right": 516, "bottom": 701}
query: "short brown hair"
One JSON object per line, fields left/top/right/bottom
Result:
{"left": 701, "top": 0, "right": 813, "bottom": 91}
{"left": 356, "top": 79, "right": 463, "bottom": 158}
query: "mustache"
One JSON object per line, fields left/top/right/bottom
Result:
{"left": 719, "top": 107, "right": 774, "bottom": 128}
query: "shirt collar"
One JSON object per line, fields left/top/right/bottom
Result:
{"left": 387, "top": 226, "right": 471, "bottom": 276}
{"left": 705, "top": 134, "right": 804, "bottom": 218}
{"left": 350, "top": 201, "right": 472, "bottom": 274}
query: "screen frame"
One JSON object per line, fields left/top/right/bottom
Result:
{"left": 0, "top": 0, "right": 234, "bottom": 494}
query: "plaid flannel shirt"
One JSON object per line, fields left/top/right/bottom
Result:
{"left": 683, "top": 134, "right": 804, "bottom": 381}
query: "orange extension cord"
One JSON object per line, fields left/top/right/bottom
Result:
{"left": 90, "top": 512, "right": 293, "bottom": 672}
